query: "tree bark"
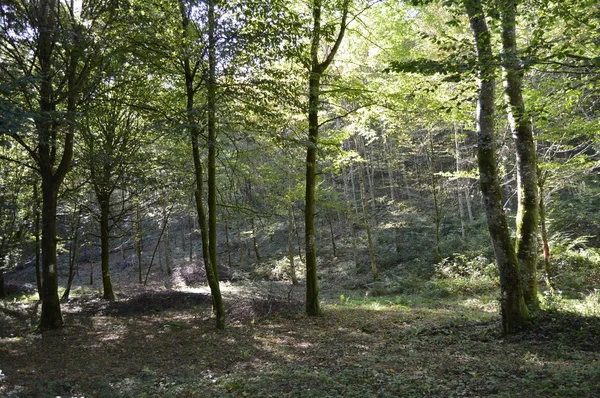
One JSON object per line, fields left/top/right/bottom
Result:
{"left": 464, "top": 0, "right": 529, "bottom": 334}
{"left": 304, "top": 0, "right": 349, "bottom": 316}
{"left": 538, "top": 169, "right": 554, "bottom": 288}
{"left": 179, "top": 0, "right": 224, "bottom": 329}
{"left": 455, "top": 125, "right": 466, "bottom": 239}
{"left": 357, "top": 157, "right": 379, "bottom": 281}
{"left": 136, "top": 203, "right": 143, "bottom": 284}
{"left": 62, "top": 206, "right": 82, "bottom": 301}
{"left": 426, "top": 131, "right": 442, "bottom": 262}
{"left": 98, "top": 195, "right": 116, "bottom": 300}
{"left": 500, "top": 0, "right": 540, "bottom": 310}
{"left": 288, "top": 205, "right": 299, "bottom": 285}
{"left": 34, "top": 184, "right": 42, "bottom": 300}
{"left": 251, "top": 218, "right": 261, "bottom": 262}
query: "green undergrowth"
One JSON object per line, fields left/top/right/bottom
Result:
{"left": 2, "top": 260, "right": 600, "bottom": 397}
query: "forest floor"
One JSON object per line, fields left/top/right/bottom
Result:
{"left": 1, "top": 257, "right": 600, "bottom": 397}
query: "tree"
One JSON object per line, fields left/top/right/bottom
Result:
{"left": 304, "top": 0, "right": 350, "bottom": 316}
{"left": 499, "top": 0, "right": 540, "bottom": 311}
{"left": 463, "top": 0, "right": 529, "bottom": 334}
{"left": 0, "top": 0, "right": 99, "bottom": 329}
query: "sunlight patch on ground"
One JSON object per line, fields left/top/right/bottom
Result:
{"left": 457, "top": 297, "right": 499, "bottom": 313}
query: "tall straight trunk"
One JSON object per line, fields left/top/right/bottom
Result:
{"left": 327, "top": 213, "right": 337, "bottom": 258}
{"left": 98, "top": 196, "right": 115, "bottom": 300}
{"left": 427, "top": 132, "right": 442, "bottom": 261}
{"left": 0, "top": 269, "right": 4, "bottom": 298}
{"left": 250, "top": 218, "right": 261, "bottom": 262}
{"left": 62, "top": 206, "right": 82, "bottom": 301}
{"left": 305, "top": 69, "right": 321, "bottom": 316}
{"left": 34, "top": 184, "right": 42, "bottom": 300}
{"left": 224, "top": 222, "right": 232, "bottom": 268}
{"left": 181, "top": 216, "right": 186, "bottom": 252}
{"left": 538, "top": 170, "right": 553, "bottom": 287}
{"left": 36, "top": 0, "right": 72, "bottom": 329}
{"left": 455, "top": 125, "right": 466, "bottom": 239}
{"left": 343, "top": 168, "right": 359, "bottom": 268}
{"left": 500, "top": 0, "right": 539, "bottom": 310}
{"left": 387, "top": 141, "right": 396, "bottom": 202}
{"left": 465, "top": 0, "right": 529, "bottom": 334}
{"left": 89, "top": 221, "right": 94, "bottom": 285}
{"left": 304, "top": 0, "right": 348, "bottom": 316}
{"left": 136, "top": 203, "right": 143, "bottom": 284}
{"left": 465, "top": 187, "right": 474, "bottom": 222}
{"left": 179, "top": 0, "right": 224, "bottom": 329}
{"left": 39, "top": 177, "right": 64, "bottom": 329}
{"left": 358, "top": 159, "right": 379, "bottom": 281}
{"left": 207, "top": 0, "right": 224, "bottom": 328}
{"left": 292, "top": 206, "right": 304, "bottom": 263}
{"left": 165, "top": 224, "right": 172, "bottom": 276}
{"left": 188, "top": 213, "right": 194, "bottom": 262}
{"left": 288, "top": 205, "right": 299, "bottom": 285}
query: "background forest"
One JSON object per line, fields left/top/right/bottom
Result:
{"left": 1, "top": 0, "right": 599, "bottom": 396}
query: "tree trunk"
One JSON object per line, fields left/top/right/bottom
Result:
{"left": 34, "top": 184, "right": 42, "bottom": 300}
{"left": 465, "top": 0, "right": 529, "bottom": 334}
{"left": 39, "top": 178, "right": 64, "bottom": 329}
{"left": 136, "top": 203, "right": 143, "bottom": 284}
{"left": 427, "top": 131, "right": 442, "bottom": 262}
{"left": 206, "top": 0, "right": 225, "bottom": 329}
{"left": 538, "top": 169, "right": 554, "bottom": 288}
{"left": 251, "top": 218, "right": 261, "bottom": 262}
{"left": 305, "top": 68, "right": 321, "bottom": 316}
{"left": 89, "top": 222, "right": 94, "bottom": 286}
{"left": 288, "top": 205, "right": 299, "bottom": 285}
{"left": 180, "top": 0, "right": 224, "bottom": 329}
{"left": 188, "top": 213, "right": 194, "bottom": 262}
{"left": 62, "top": 206, "right": 82, "bottom": 301}
{"left": 0, "top": 269, "right": 4, "bottom": 298}
{"left": 358, "top": 157, "right": 379, "bottom": 281}
{"left": 455, "top": 125, "right": 466, "bottom": 239}
{"left": 500, "top": 0, "right": 540, "bottom": 310}
{"left": 224, "top": 222, "right": 232, "bottom": 268}
{"left": 165, "top": 224, "right": 172, "bottom": 276}
{"left": 99, "top": 196, "right": 115, "bottom": 300}
{"left": 181, "top": 216, "right": 186, "bottom": 252}
{"left": 304, "top": 0, "right": 348, "bottom": 316}
{"left": 327, "top": 213, "right": 337, "bottom": 258}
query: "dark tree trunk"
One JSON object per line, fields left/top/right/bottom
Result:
{"left": 136, "top": 203, "right": 143, "bottom": 284}
{"left": 39, "top": 178, "right": 64, "bottom": 329}
{"left": 538, "top": 170, "right": 554, "bottom": 288}
{"left": 206, "top": 0, "right": 225, "bottom": 329}
{"left": 62, "top": 206, "right": 82, "bottom": 301}
{"left": 179, "top": 0, "right": 224, "bottom": 329}
{"left": 34, "top": 185, "right": 42, "bottom": 300}
{"left": 304, "top": 0, "right": 349, "bottom": 317}
{"left": 0, "top": 268, "right": 5, "bottom": 299}
{"left": 288, "top": 205, "right": 299, "bottom": 285}
{"left": 250, "top": 218, "right": 261, "bottom": 262}
{"left": 99, "top": 196, "right": 115, "bottom": 300}
{"left": 357, "top": 154, "right": 379, "bottom": 281}
{"left": 305, "top": 70, "right": 321, "bottom": 316}
{"left": 464, "top": 0, "right": 529, "bottom": 334}
{"left": 500, "top": 0, "right": 540, "bottom": 310}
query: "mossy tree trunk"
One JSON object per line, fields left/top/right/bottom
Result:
{"left": 179, "top": 0, "right": 224, "bottom": 329}
{"left": 464, "top": 0, "right": 529, "bottom": 334}
{"left": 304, "top": 0, "right": 349, "bottom": 317}
{"left": 500, "top": 0, "right": 540, "bottom": 310}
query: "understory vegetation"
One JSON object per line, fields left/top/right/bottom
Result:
{"left": 1, "top": 0, "right": 599, "bottom": 396}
